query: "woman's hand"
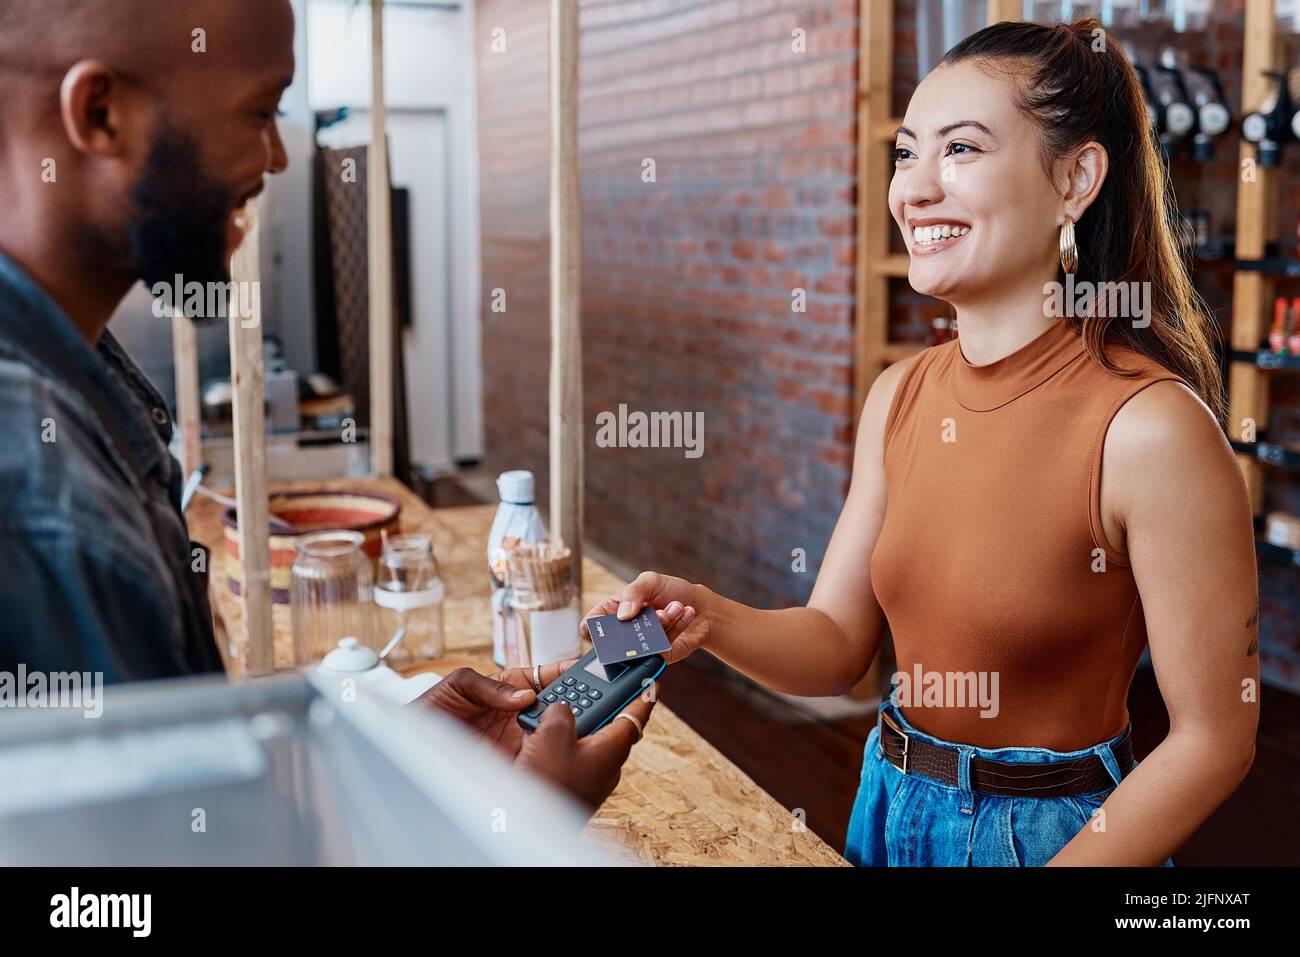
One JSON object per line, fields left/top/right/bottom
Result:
{"left": 580, "top": 571, "right": 710, "bottom": 665}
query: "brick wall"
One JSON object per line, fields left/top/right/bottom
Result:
{"left": 476, "top": 1, "right": 552, "bottom": 506}
{"left": 476, "top": 0, "right": 859, "bottom": 609}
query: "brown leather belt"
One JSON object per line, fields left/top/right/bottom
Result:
{"left": 877, "top": 707, "right": 1132, "bottom": 797}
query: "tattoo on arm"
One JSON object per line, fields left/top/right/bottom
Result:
{"left": 1246, "top": 605, "right": 1259, "bottom": 658}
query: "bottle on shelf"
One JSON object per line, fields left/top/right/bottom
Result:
{"left": 1288, "top": 67, "right": 1300, "bottom": 144}
{"left": 1152, "top": 60, "right": 1197, "bottom": 157}
{"left": 1186, "top": 66, "right": 1232, "bottom": 160}
{"left": 928, "top": 316, "right": 950, "bottom": 347}
{"left": 1133, "top": 64, "right": 1163, "bottom": 134}
{"left": 1290, "top": 298, "right": 1300, "bottom": 355}
{"left": 1171, "top": 0, "right": 1212, "bottom": 33}
{"left": 1241, "top": 70, "right": 1294, "bottom": 167}
{"left": 1269, "top": 297, "right": 1289, "bottom": 355}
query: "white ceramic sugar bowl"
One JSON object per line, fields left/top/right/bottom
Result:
{"left": 314, "top": 637, "right": 441, "bottom": 706}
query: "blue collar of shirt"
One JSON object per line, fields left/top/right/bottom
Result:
{"left": 0, "top": 247, "right": 168, "bottom": 484}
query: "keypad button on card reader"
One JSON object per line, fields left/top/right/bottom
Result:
{"left": 543, "top": 692, "right": 558, "bottom": 702}
{"left": 563, "top": 677, "right": 576, "bottom": 686}
{"left": 578, "top": 698, "right": 592, "bottom": 708}
{"left": 575, "top": 683, "right": 589, "bottom": 692}
{"left": 588, "top": 689, "right": 602, "bottom": 699}
{"left": 565, "top": 691, "right": 579, "bottom": 702}
{"left": 570, "top": 706, "right": 582, "bottom": 716}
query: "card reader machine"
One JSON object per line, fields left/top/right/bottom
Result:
{"left": 517, "top": 648, "right": 665, "bottom": 737}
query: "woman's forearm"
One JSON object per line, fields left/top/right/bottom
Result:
{"left": 1046, "top": 727, "right": 1252, "bottom": 865}
{"left": 695, "top": 585, "right": 875, "bottom": 697}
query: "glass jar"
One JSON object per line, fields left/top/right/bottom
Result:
{"left": 375, "top": 534, "right": 446, "bottom": 665}
{"left": 502, "top": 544, "right": 582, "bottom": 668}
{"left": 290, "top": 530, "right": 376, "bottom": 666}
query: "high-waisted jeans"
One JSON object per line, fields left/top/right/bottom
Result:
{"left": 844, "top": 696, "right": 1175, "bottom": 867}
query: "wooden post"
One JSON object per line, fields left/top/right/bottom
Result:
{"left": 549, "top": 0, "right": 583, "bottom": 593}
{"left": 1230, "top": 0, "right": 1279, "bottom": 512}
{"left": 986, "top": 0, "right": 1021, "bottom": 23}
{"left": 229, "top": 198, "right": 274, "bottom": 676}
{"left": 852, "top": 0, "right": 895, "bottom": 424}
{"left": 171, "top": 309, "right": 201, "bottom": 477}
{"left": 369, "top": 0, "right": 395, "bottom": 478}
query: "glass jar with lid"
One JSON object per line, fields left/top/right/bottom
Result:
{"left": 290, "top": 530, "right": 377, "bottom": 666}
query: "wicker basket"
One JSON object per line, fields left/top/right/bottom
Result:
{"left": 220, "top": 490, "right": 401, "bottom": 605}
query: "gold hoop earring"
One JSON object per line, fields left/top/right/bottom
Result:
{"left": 1059, "top": 219, "right": 1078, "bottom": 275}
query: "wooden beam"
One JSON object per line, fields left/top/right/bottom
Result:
{"left": 870, "top": 117, "right": 902, "bottom": 142}
{"left": 874, "top": 253, "right": 910, "bottom": 278}
{"left": 882, "top": 342, "right": 924, "bottom": 364}
{"left": 228, "top": 198, "right": 273, "bottom": 676}
{"left": 368, "top": 0, "right": 395, "bottom": 478}
{"left": 171, "top": 309, "right": 201, "bottom": 477}
{"left": 549, "top": 0, "right": 583, "bottom": 594}
{"left": 1230, "top": 0, "right": 1279, "bottom": 513}
{"left": 853, "top": 0, "right": 893, "bottom": 424}
{"left": 986, "top": 0, "right": 1021, "bottom": 23}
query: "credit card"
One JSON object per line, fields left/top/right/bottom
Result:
{"left": 588, "top": 607, "right": 671, "bottom": 667}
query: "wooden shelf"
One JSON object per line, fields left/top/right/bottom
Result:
{"left": 1227, "top": 0, "right": 1282, "bottom": 515}
{"left": 1230, "top": 348, "right": 1300, "bottom": 372}
{"left": 1235, "top": 257, "right": 1300, "bottom": 277}
{"left": 1231, "top": 440, "right": 1300, "bottom": 470}
{"left": 873, "top": 254, "right": 910, "bottom": 277}
{"left": 882, "top": 342, "right": 925, "bottom": 363}
{"left": 870, "top": 117, "right": 902, "bottom": 143}
{"left": 1257, "top": 536, "right": 1300, "bottom": 568}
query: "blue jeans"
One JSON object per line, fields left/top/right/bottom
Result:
{"left": 844, "top": 697, "right": 1175, "bottom": 866}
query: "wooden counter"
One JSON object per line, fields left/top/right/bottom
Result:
{"left": 189, "top": 476, "right": 846, "bottom": 867}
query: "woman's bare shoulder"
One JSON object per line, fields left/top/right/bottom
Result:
{"left": 1107, "top": 379, "right": 1223, "bottom": 449}
{"left": 857, "top": 351, "right": 921, "bottom": 435}
{"left": 1103, "top": 379, "right": 1241, "bottom": 510}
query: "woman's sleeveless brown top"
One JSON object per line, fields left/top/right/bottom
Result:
{"left": 870, "top": 318, "right": 1185, "bottom": 750}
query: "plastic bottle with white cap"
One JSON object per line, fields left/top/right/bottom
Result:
{"left": 487, "top": 470, "right": 548, "bottom": 667}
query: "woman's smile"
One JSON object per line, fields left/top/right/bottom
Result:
{"left": 908, "top": 218, "right": 972, "bottom": 255}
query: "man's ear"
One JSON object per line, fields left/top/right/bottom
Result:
{"left": 1059, "top": 140, "right": 1108, "bottom": 224}
{"left": 59, "top": 60, "right": 131, "bottom": 157}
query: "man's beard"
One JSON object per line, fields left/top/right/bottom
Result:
{"left": 127, "top": 123, "right": 236, "bottom": 317}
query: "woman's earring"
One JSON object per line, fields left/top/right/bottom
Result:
{"left": 1059, "top": 218, "right": 1078, "bottom": 275}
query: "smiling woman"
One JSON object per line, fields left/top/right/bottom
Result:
{"left": 893, "top": 21, "right": 1222, "bottom": 409}
{"left": 590, "top": 18, "right": 1259, "bottom": 868}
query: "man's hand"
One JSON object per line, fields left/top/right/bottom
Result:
{"left": 515, "top": 680, "right": 658, "bottom": 811}
{"left": 414, "top": 660, "right": 577, "bottom": 759}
